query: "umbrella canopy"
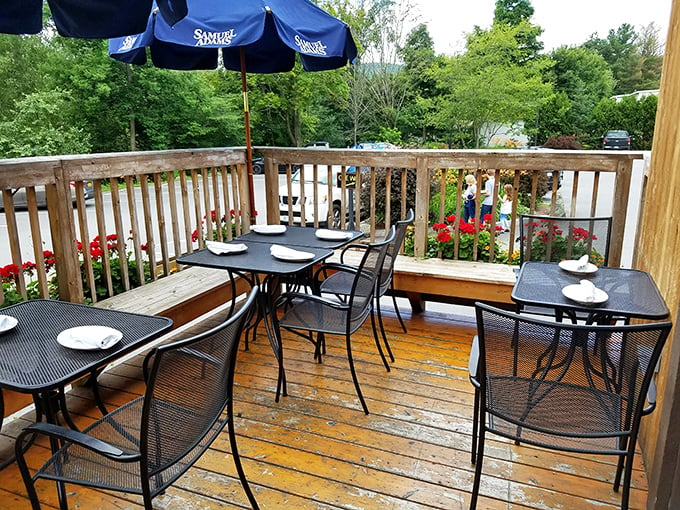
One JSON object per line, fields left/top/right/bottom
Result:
{"left": 0, "top": 0, "right": 187, "bottom": 38}
{"left": 108, "top": 0, "right": 358, "bottom": 216}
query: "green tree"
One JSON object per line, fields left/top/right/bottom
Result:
{"left": 544, "top": 46, "right": 614, "bottom": 143}
{"left": 591, "top": 94, "right": 658, "bottom": 149}
{"left": 492, "top": 0, "right": 544, "bottom": 62}
{"left": 432, "top": 22, "right": 552, "bottom": 148}
{"left": 584, "top": 24, "right": 639, "bottom": 94}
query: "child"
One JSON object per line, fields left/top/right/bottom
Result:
{"left": 479, "top": 169, "right": 495, "bottom": 224}
{"left": 461, "top": 174, "right": 477, "bottom": 223}
{"left": 499, "top": 183, "right": 514, "bottom": 232}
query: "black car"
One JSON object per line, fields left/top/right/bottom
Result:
{"left": 251, "top": 157, "right": 299, "bottom": 175}
{"left": 602, "top": 130, "right": 631, "bottom": 150}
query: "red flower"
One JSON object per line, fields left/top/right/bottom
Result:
{"left": 432, "top": 222, "right": 447, "bottom": 231}
{"left": 191, "top": 230, "right": 199, "bottom": 242}
{"left": 483, "top": 214, "right": 493, "bottom": 223}
{"left": 460, "top": 222, "right": 476, "bottom": 235}
{"left": 43, "top": 250, "right": 55, "bottom": 269}
{"left": 0, "top": 264, "right": 20, "bottom": 280}
{"left": 437, "top": 231, "right": 452, "bottom": 243}
{"left": 445, "top": 214, "right": 457, "bottom": 222}
{"left": 90, "top": 246, "right": 104, "bottom": 259}
{"left": 140, "top": 243, "right": 148, "bottom": 251}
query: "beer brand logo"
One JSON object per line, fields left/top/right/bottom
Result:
{"left": 193, "top": 28, "right": 237, "bottom": 46}
{"left": 295, "top": 35, "right": 327, "bottom": 55}
{"left": 119, "top": 35, "right": 139, "bottom": 51}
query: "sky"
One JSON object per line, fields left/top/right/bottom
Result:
{"left": 411, "top": 0, "right": 673, "bottom": 55}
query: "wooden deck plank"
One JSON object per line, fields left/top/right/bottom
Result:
{"left": 0, "top": 305, "right": 649, "bottom": 509}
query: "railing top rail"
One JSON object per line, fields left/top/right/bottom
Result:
{"left": 0, "top": 148, "right": 249, "bottom": 186}
{"left": 257, "top": 147, "right": 644, "bottom": 172}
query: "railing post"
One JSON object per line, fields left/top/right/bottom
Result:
{"left": 610, "top": 159, "right": 633, "bottom": 267}
{"left": 414, "top": 157, "right": 430, "bottom": 258}
{"left": 47, "top": 162, "right": 84, "bottom": 303}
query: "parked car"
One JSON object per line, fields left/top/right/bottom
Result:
{"left": 279, "top": 166, "right": 344, "bottom": 227}
{"left": 602, "top": 130, "right": 631, "bottom": 150}
{"left": 251, "top": 157, "right": 299, "bottom": 175}
{"left": 0, "top": 180, "right": 94, "bottom": 210}
{"left": 303, "top": 141, "right": 330, "bottom": 149}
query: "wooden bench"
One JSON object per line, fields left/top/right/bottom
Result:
{"left": 328, "top": 251, "right": 517, "bottom": 311}
{"left": 95, "top": 266, "right": 250, "bottom": 326}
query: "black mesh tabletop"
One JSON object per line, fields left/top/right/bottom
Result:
{"left": 237, "top": 225, "right": 363, "bottom": 249}
{"left": 512, "top": 262, "right": 669, "bottom": 320}
{"left": 177, "top": 241, "right": 333, "bottom": 276}
{"left": 0, "top": 300, "right": 172, "bottom": 393}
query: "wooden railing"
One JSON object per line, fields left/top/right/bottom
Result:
{"left": 0, "top": 147, "right": 643, "bottom": 306}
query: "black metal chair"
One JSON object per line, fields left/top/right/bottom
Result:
{"left": 273, "top": 227, "right": 396, "bottom": 414}
{"left": 16, "top": 289, "right": 261, "bottom": 510}
{"left": 318, "top": 209, "right": 414, "bottom": 363}
{"left": 518, "top": 214, "right": 614, "bottom": 321}
{"left": 468, "top": 302, "right": 672, "bottom": 510}
{"left": 519, "top": 214, "right": 612, "bottom": 266}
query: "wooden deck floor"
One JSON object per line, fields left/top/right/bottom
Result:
{"left": 0, "top": 302, "right": 649, "bottom": 509}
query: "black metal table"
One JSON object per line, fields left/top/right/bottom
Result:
{"left": 177, "top": 241, "right": 335, "bottom": 401}
{"left": 512, "top": 262, "right": 669, "bottom": 323}
{"left": 0, "top": 299, "right": 173, "bottom": 467}
{"left": 237, "top": 225, "right": 363, "bottom": 249}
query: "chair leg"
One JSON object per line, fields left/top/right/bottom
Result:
{"left": 469, "top": 421, "right": 486, "bottom": 510}
{"left": 345, "top": 332, "right": 369, "bottom": 414}
{"left": 390, "top": 283, "right": 407, "bottom": 333}
{"left": 15, "top": 429, "right": 43, "bottom": 510}
{"left": 619, "top": 447, "right": 636, "bottom": 510}
{"left": 471, "top": 388, "right": 479, "bottom": 464}
{"left": 370, "top": 309, "right": 391, "bottom": 372}
{"left": 227, "top": 408, "right": 260, "bottom": 510}
{"left": 376, "top": 296, "right": 395, "bottom": 363}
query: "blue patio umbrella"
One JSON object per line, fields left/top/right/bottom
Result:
{"left": 108, "top": 0, "right": 358, "bottom": 215}
{"left": 0, "top": 0, "right": 187, "bottom": 38}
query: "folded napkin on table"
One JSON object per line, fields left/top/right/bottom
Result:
{"left": 206, "top": 241, "right": 247, "bottom": 255}
{"left": 270, "top": 244, "right": 313, "bottom": 259}
{"left": 315, "top": 228, "right": 353, "bottom": 240}
{"left": 58, "top": 326, "right": 122, "bottom": 350}
{"left": 576, "top": 254, "right": 589, "bottom": 270}
{"left": 577, "top": 279, "right": 597, "bottom": 303}
{"left": 0, "top": 315, "right": 15, "bottom": 330}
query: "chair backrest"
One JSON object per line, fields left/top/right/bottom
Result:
{"left": 139, "top": 288, "right": 258, "bottom": 476}
{"left": 473, "top": 302, "right": 671, "bottom": 453}
{"left": 378, "top": 208, "right": 414, "bottom": 294}
{"left": 519, "top": 214, "right": 612, "bottom": 266}
{"left": 348, "top": 226, "right": 395, "bottom": 321}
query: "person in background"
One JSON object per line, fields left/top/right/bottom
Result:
{"left": 499, "top": 183, "right": 514, "bottom": 232}
{"left": 462, "top": 174, "right": 477, "bottom": 223}
{"left": 479, "top": 169, "right": 496, "bottom": 224}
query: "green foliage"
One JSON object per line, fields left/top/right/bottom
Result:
{"left": 591, "top": 94, "right": 658, "bottom": 149}
{"left": 524, "top": 219, "right": 605, "bottom": 265}
{"left": 360, "top": 167, "right": 419, "bottom": 225}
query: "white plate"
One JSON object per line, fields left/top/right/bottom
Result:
{"left": 206, "top": 241, "right": 248, "bottom": 255}
{"left": 561, "top": 284, "right": 609, "bottom": 305}
{"left": 559, "top": 259, "right": 599, "bottom": 274}
{"left": 270, "top": 245, "right": 315, "bottom": 262}
{"left": 0, "top": 315, "right": 18, "bottom": 334}
{"left": 252, "top": 225, "right": 287, "bottom": 235}
{"left": 57, "top": 325, "right": 123, "bottom": 350}
{"left": 315, "top": 229, "right": 353, "bottom": 241}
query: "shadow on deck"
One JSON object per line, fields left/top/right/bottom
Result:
{"left": 0, "top": 301, "right": 648, "bottom": 509}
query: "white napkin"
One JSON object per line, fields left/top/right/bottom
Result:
{"left": 315, "top": 228, "right": 352, "bottom": 240}
{"left": 579, "top": 279, "right": 597, "bottom": 303}
{"left": 58, "top": 326, "right": 122, "bottom": 350}
{"left": 206, "top": 241, "right": 247, "bottom": 255}
{"left": 0, "top": 315, "right": 11, "bottom": 329}
{"left": 576, "top": 255, "right": 589, "bottom": 271}
{"left": 270, "top": 244, "right": 314, "bottom": 260}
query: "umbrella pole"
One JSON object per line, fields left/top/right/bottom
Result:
{"left": 241, "top": 48, "right": 257, "bottom": 220}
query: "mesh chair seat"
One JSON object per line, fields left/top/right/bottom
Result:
{"left": 280, "top": 296, "right": 371, "bottom": 335}
{"left": 37, "top": 396, "right": 225, "bottom": 494}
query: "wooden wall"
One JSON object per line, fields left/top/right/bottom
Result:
{"left": 635, "top": 1, "right": 680, "bottom": 507}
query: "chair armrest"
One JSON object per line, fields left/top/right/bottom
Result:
{"left": 17, "top": 422, "right": 139, "bottom": 462}
{"left": 274, "top": 291, "right": 350, "bottom": 312}
{"left": 339, "top": 243, "right": 367, "bottom": 264}
{"left": 643, "top": 378, "right": 657, "bottom": 415}
{"left": 468, "top": 335, "right": 481, "bottom": 388}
